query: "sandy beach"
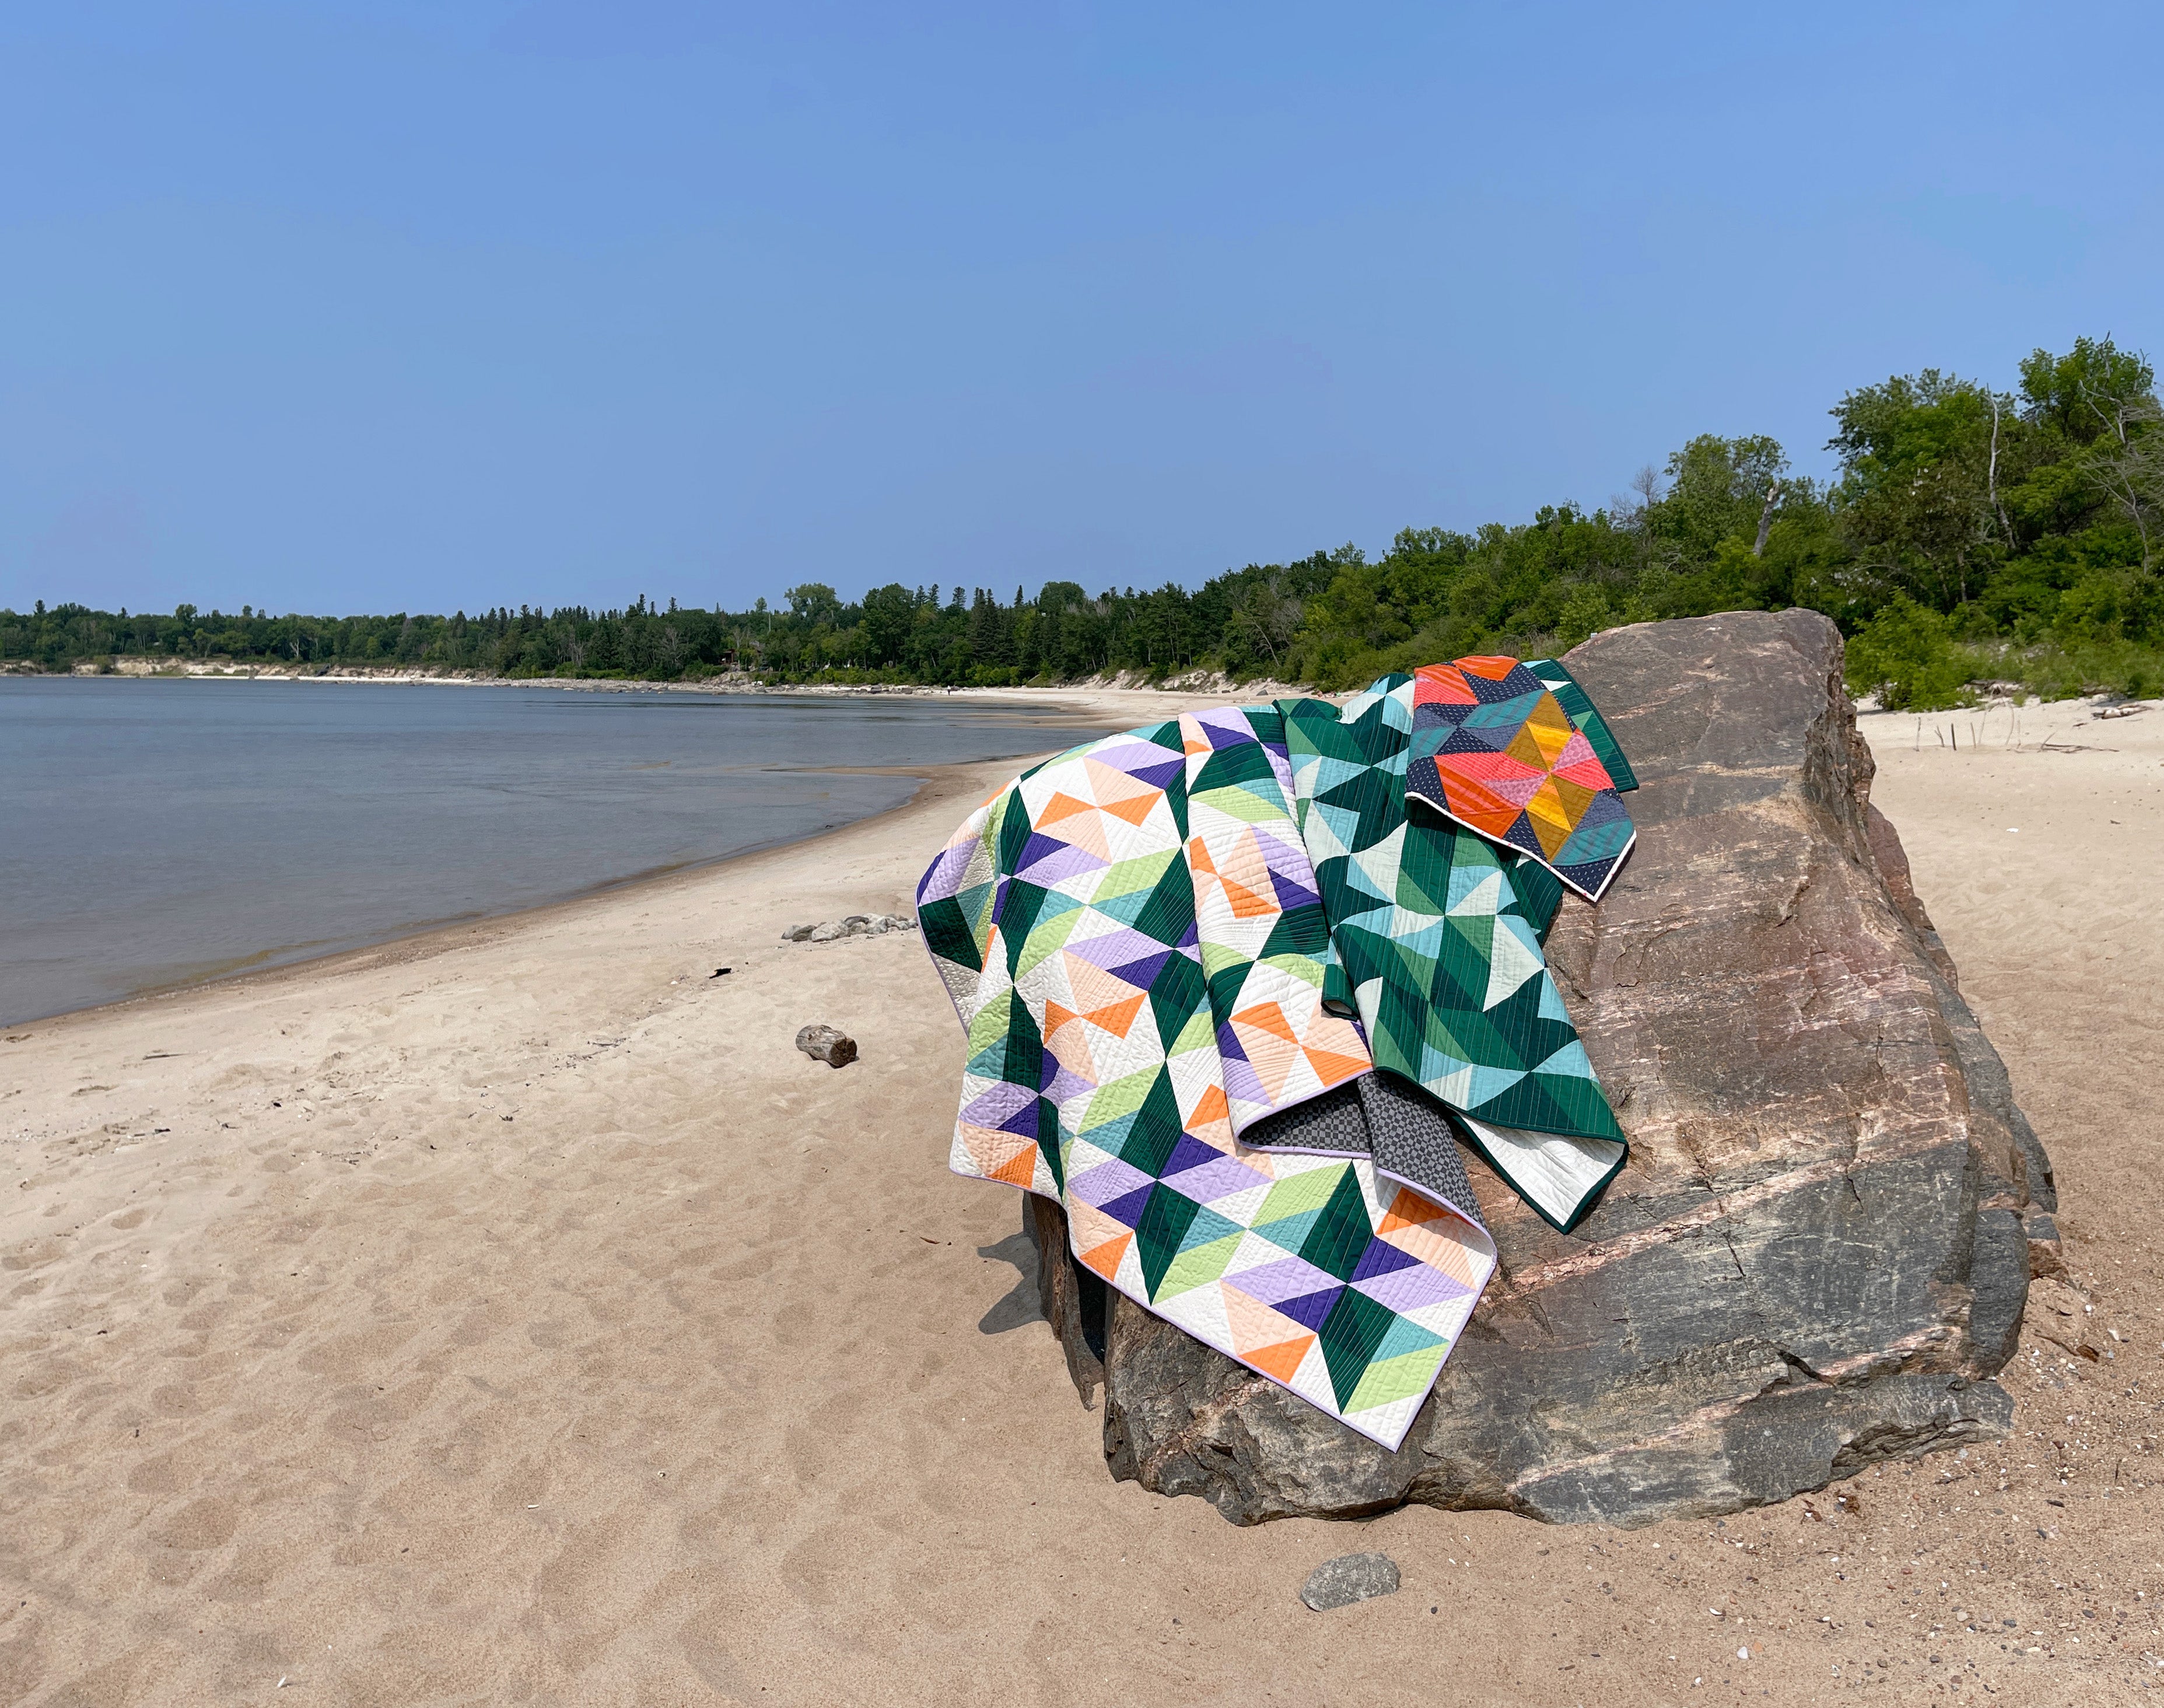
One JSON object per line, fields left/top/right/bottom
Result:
{"left": 3, "top": 689, "right": 2161, "bottom": 1706}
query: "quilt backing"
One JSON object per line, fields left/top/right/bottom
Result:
{"left": 917, "top": 668, "right": 1635, "bottom": 1445}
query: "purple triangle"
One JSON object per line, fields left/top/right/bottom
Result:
{"left": 1110, "top": 951, "right": 1177, "bottom": 990}
{"left": 1100, "top": 1184, "right": 1157, "bottom": 1228}
{"left": 997, "top": 1101, "right": 1043, "bottom": 1140}
{"left": 1041, "top": 1060, "right": 1095, "bottom": 1104}
{"left": 1274, "top": 1286, "right": 1343, "bottom": 1332}
{"left": 1269, "top": 868, "right": 1321, "bottom": 913}
{"left": 1350, "top": 1235, "right": 1420, "bottom": 1282}
{"left": 1125, "top": 758, "right": 1185, "bottom": 790}
{"left": 1161, "top": 1133, "right": 1224, "bottom": 1179}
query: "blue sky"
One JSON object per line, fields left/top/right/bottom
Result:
{"left": 2, "top": 2, "right": 2158, "bottom": 615}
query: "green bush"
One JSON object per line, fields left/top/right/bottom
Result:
{"left": 1844, "top": 596, "right": 1974, "bottom": 710}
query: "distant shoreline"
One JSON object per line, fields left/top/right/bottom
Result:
{"left": 2, "top": 657, "right": 1310, "bottom": 701}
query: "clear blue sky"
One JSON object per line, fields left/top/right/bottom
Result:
{"left": 3, "top": 3, "right": 2158, "bottom": 617}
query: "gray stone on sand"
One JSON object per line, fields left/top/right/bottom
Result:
{"left": 1300, "top": 1553, "right": 1400, "bottom": 1612}
{"left": 786, "top": 915, "right": 918, "bottom": 944}
{"left": 794, "top": 1024, "right": 858, "bottom": 1068}
{"left": 1023, "top": 610, "right": 2051, "bottom": 1528}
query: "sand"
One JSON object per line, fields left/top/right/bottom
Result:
{"left": 2, "top": 690, "right": 2161, "bottom": 1706}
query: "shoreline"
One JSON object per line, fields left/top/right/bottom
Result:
{"left": 5, "top": 758, "right": 999, "bottom": 1040}
{"left": 4, "top": 681, "right": 1269, "bottom": 1037}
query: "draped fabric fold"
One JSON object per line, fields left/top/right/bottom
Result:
{"left": 917, "top": 666, "right": 1636, "bottom": 1446}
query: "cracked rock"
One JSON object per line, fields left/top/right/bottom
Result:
{"left": 1024, "top": 610, "right": 2043, "bottom": 1527}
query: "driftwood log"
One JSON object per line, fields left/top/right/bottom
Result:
{"left": 1021, "top": 609, "right": 2055, "bottom": 1526}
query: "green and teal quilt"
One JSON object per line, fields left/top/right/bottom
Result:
{"left": 916, "top": 667, "right": 1634, "bottom": 1447}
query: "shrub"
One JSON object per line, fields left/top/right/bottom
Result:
{"left": 1844, "top": 596, "right": 1974, "bottom": 710}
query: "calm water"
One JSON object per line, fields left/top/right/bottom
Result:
{"left": 0, "top": 677, "right": 1100, "bottom": 1027}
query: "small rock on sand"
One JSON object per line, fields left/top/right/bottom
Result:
{"left": 783, "top": 915, "right": 916, "bottom": 944}
{"left": 795, "top": 1025, "right": 858, "bottom": 1068}
{"left": 1300, "top": 1552, "right": 1399, "bottom": 1612}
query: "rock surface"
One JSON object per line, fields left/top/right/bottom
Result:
{"left": 794, "top": 1024, "right": 859, "bottom": 1068}
{"left": 1023, "top": 609, "right": 2051, "bottom": 1527}
{"left": 1298, "top": 1553, "right": 1400, "bottom": 1611}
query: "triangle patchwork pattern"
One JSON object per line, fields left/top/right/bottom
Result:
{"left": 919, "top": 673, "right": 1630, "bottom": 1448}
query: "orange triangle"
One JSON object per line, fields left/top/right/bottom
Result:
{"left": 1415, "top": 664, "right": 1475, "bottom": 704}
{"left": 1380, "top": 1186, "right": 1449, "bottom": 1232}
{"left": 1077, "top": 1231, "right": 1131, "bottom": 1282}
{"left": 1456, "top": 654, "right": 1520, "bottom": 680}
{"left": 1232, "top": 1002, "right": 1299, "bottom": 1045}
{"left": 1043, "top": 1000, "right": 1079, "bottom": 1039}
{"left": 1187, "top": 836, "right": 1218, "bottom": 877}
{"left": 1082, "top": 992, "right": 1147, "bottom": 1040}
{"left": 1099, "top": 791, "right": 1159, "bottom": 827}
{"left": 1242, "top": 1335, "right": 1315, "bottom": 1384}
{"left": 987, "top": 1144, "right": 1041, "bottom": 1187}
{"left": 1220, "top": 874, "right": 1277, "bottom": 919}
{"left": 1038, "top": 790, "right": 1096, "bottom": 825}
{"left": 1189, "top": 1083, "right": 1231, "bottom": 1132}
{"left": 1304, "top": 1044, "right": 1372, "bottom": 1087}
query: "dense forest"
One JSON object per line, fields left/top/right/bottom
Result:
{"left": 6, "top": 337, "right": 2158, "bottom": 709}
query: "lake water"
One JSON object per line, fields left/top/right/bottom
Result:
{"left": 0, "top": 677, "right": 1101, "bottom": 1027}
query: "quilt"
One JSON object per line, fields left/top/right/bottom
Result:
{"left": 1405, "top": 656, "right": 1636, "bottom": 901}
{"left": 917, "top": 668, "right": 1635, "bottom": 1445}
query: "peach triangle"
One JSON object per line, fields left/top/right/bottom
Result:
{"left": 1242, "top": 1335, "right": 1315, "bottom": 1384}
{"left": 1053, "top": 807, "right": 1111, "bottom": 862}
{"left": 1076, "top": 1231, "right": 1130, "bottom": 1282}
{"left": 1084, "top": 755, "right": 1161, "bottom": 803}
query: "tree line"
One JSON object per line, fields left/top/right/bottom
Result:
{"left": 5, "top": 335, "right": 2157, "bottom": 709}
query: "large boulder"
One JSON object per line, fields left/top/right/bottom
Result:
{"left": 1022, "top": 609, "right": 2053, "bottom": 1526}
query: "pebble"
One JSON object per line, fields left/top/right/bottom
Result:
{"left": 1300, "top": 1552, "right": 1400, "bottom": 1612}
{"left": 795, "top": 1024, "right": 859, "bottom": 1069}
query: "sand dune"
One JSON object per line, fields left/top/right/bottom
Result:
{"left": 3, "top": 691, "right": 2161, "bottom": 1704}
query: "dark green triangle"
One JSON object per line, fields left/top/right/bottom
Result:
{"left": 1317, "top": 1286, "right": 1398, "bottom": 1409}
{"left": 1116, "top": 1069, "right": 1186, "bottom": 1180}
{"left": 1298, "top": 1164, "right": 1377, "bottom": 1282}
{"left": 1134, "top": 1183, "right": 1205, "bottom": 1298}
